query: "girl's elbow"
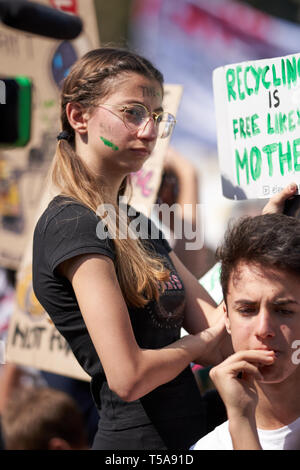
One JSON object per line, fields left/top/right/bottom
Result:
{"left": 108, "top": 376, "right": 140, "bottom": 402}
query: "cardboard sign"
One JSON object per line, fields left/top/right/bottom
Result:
{"left": 198, "top": 262, "right": 222, "bottom": 305}
{"left": 6, "top": 180, "right": 90, "bottom": 381}
{"left": 213, "top": 53, "right": 300, "bottom": 200}
{"left": 4, "top": 0, "right": 98, "bottom": 380}
{"left": 0, "top": 0, "right": 99, "bottom": 270}
{"left": 130, "top": 84, "right": 183, "bottom": 214}
{"left": 6, "top": 84, "right": 183, "bottom": 381}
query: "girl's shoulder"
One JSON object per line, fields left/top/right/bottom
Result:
{"left": 35, "top": 195, "right": 99, "bottom": 237}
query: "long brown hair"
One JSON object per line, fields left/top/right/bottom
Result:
{"left": 51, "top": 48, "right": 169, "bottom": 307}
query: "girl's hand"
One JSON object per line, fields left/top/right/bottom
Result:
{"left": 193, "top": 314, "right": 228, "bottom": 366}
{"left": 262, "top": 183, "right": 298, "bottom": 214}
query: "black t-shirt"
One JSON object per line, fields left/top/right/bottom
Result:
{"left": 33, "top": 196, "right": 206, "bottom": 447}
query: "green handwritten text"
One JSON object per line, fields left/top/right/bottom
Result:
{"left": 226, "top": 56, "right": 300, "bottom": 102}
{"left": 232, "top": 113, "right": 260, "bottom": 140}
{"left": 235, "top": 137, "right": 300, "bottom": 185}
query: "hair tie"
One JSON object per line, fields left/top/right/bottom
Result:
{"left": 57, "top": 131, "right": 71, "bottom": 142}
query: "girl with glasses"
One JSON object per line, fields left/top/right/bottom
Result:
{"left": 32, "top": 47, "right": 295, "bottom": 450}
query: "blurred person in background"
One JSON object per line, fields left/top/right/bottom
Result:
{"left": 156, "top": 147, "right": 215, "bottom": 279}
{"left": 1, "top": 387, "right": 89, "bottom": 450}
{"left": 0, "top": 266, "right": 98, "bottom": 448}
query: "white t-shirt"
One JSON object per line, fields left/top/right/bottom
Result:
{"left": 192, "top": 416, "right": 300, "bottom": 450}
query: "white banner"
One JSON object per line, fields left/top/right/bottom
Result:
{"left": 213, "top": 53, "right": 300, "bottom": 199}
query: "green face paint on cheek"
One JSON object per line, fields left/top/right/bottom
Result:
{"left": 100, "top": 136, "right": 119, "bottom": 151}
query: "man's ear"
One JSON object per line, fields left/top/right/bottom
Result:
{"left": 223, "top": 302, "right": 231, "bottom": 335}
{"left": 66, "top": 102, "right": 90, "bottom": 135}
{"left": 48, "top": 437, "right": 72, "bottom": 450}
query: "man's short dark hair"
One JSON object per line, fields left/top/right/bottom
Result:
{"left": 216, "top": 213, "right": 300, "bottom": 300}
{"left": 1, "top": 386, "right": 88, "bottom": 450}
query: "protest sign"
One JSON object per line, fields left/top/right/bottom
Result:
{"left": 6, "top": 180, "right": 90, "bottom": 381}
{"left": 213, "top": 53, "right": 300, "bottom": 200}
{"left": 198, "top": 262, "right": 222, "bottom": 305}
{"left": 4, "top": 0, "right": 98, "bottom": 380}
{"left": 130, "top": 84, "right": 183, "bottom": 214}
{"left": 0, "top": 0, "right": 99, "bottom": 269}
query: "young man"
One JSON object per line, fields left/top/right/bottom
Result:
{"left": 193, "top": 213, "right": 300, "bottom": 450}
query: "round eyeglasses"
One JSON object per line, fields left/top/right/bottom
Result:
{"left": 97, "top": 103, "right": 176, "bottom": 139}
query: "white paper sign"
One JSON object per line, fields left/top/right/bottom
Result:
{"left": 213, "top": 53, "right": 300, "bottom": 200}
{"left": 198, "top": 262, "right": 223, "bottom": 305}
